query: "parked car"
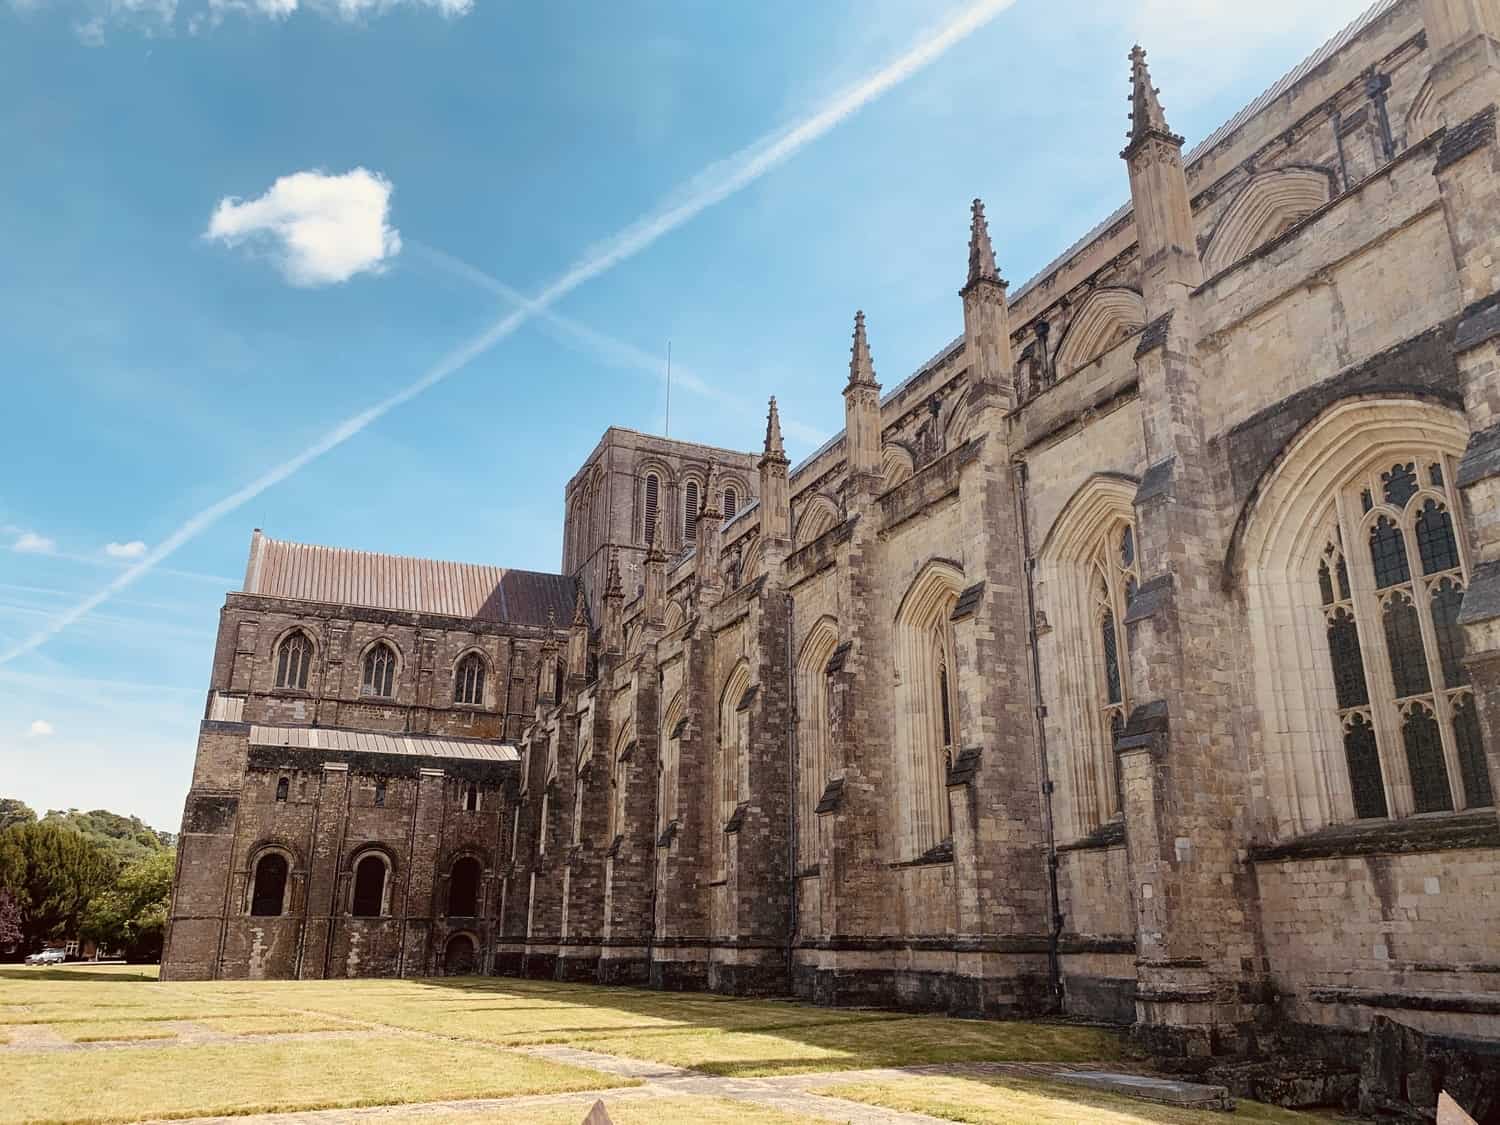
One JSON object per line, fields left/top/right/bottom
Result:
{"left": 24, "top": 949, "right": 68, "bottom": 966}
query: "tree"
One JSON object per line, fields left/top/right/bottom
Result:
{"left": 0, "top": 799, "right": 36, "bottom": 832}
{"left": 0, "top": 889, "right": 22, "bottom": 954}
{"left": 0, "top": 821, "right": 116, "bottom": 952}
{"left": 41, "top": 809, "right": 171, "bottom": 866}
{"left": 82, "top": 850, "right": 175, "bottom": 962}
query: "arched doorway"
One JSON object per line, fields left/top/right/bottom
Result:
{"left": 443, "top": 933, "right": 477, "bottom": 976}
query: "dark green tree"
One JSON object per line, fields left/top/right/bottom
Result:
{"left": 0, "top": 821, "right": 116, "bottom": 952}
{"left": 0, "top": 889, "right": 22, "bottom": 952}
{"left": 82, "top": 850, "right": 175, "bottom": 962}
{"left": 41, "top": 809, "right": 171, "bottom": 866}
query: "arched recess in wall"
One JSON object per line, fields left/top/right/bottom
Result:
{"left": 892, "top": 559, "right": 964, "bottom": 859}
{"left": 737, "top": 535, "right": 763, "bottom": 588}
{"left": 1201, "top": 168, "right": 1332, "bottom": 278}
{"left": 1035, "top": 473, "right": 1140, "bottom": 842}
{"left": 881, "top": 443, "right": 915, "bottom": 491}
{"left": 638, "top": 459, "right": 675, "bottom": 546}
{"left": 247, "top": 844, "right": 300, "bottom": 916}
{"left": 794, "top": 495, "right": 840, "bottom": 548}
{"left": 1052, "top": 288, "right": 1147, "bottom": 380}
{"left": 608, "top": 721, "right": 633, "bottom": 842}
{"left": 658, "top": 690, "right": 685, "bottom": 833}
{"left": 941, "top": 388, "right": 978, "bottom": 448}
{"left": 795, "top": 617, "right": 840, "bottom": 869}
{"left": 663, "top": 599, "right": 687, "bottom": 634}
{"left": 1237, "top": 397, "right": 1482, "bottom": 839}
{"left": 716, "top": 661, "right": 752, "bottom": 877}
{"left": 1406, "top": 71, "right": 1441, "bottom": 147}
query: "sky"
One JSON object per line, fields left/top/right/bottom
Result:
{"left": 0, "top": 0, "right": 1379, "bottom": 832}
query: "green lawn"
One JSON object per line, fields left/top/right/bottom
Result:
{"left": 0, "top": 968, "right": 1336, "bottom": 1125}
{"left": 3, "top": 1035, "right": 629, "bottom": 1124}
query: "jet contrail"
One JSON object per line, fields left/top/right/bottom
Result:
{"left": 411, "top": 241, "right": 829, "bottom": 449}
{"left": 0, "top": 0, "right": 1013, "bottom": 666}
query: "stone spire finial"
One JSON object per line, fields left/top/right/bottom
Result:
{"left": 1125, "top": 45, "right": 1182, "bottom": 153}
{"left": 966, "top": 198, "right": 999, "bottom": 287}
{"left": 605, "top": 548, "right": 623, "bottom": 599}
{"left": 848, "top": 310, "right": 878, "bottom": 389}
{"left": 763, "top": 396, "right": 787, "bottom": 462}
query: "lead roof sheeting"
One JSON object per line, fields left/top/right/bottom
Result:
{"left": 245, "top": 536, "right": 576, "bottom": 627}
{"left": 249, "top": 725, "right": 521, "bottom": 763}
{"left": 793, "top": 0, "right": 1407, "bottom": 485}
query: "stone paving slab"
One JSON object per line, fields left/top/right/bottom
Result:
{"left": 1052, "top": 1071, "right": 1234, "bottom": 1110}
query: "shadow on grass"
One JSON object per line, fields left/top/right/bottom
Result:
{"left": 372, "top": 974, "right": 1131, "bottom": 1079}
{"left": 0, "top": 967, "right": 158, "bottom": 983}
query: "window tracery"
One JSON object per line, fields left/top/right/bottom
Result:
{"left": 275, "top": 632, "right": 312, "bottom": 690}
{"left": 361, "top": 643, "right": 396, "bottom": 698}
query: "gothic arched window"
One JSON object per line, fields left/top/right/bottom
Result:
{"left": 1312, "top": 456, "right": 1489, "bottom": 816}
{"left": 659, "top": 694, "right": 685, "bottom": 835}
{"left": 275, "top": 776, "right": 289, "bottom": 803}
{"left": 717, "top": 663, "right": 751, "bottom": 878}
{"left": 249, "top": 853, "right": 288, "bottom": 916}
{"left": 796, "top": 619, "right": 840, "bottom": 868}
{"left": 275, "top": 631, "right": 312, "bottom": 690}
{"left": 1091, "top": 519, "right": 1139, "bottom": 817}
{"left": 723, "top": 487, "right": 739, "bottom": 520}
{"left": 361, "top": 643, "right": 396, "bottom": 699}
{"left": 893, "top": 562, "right": 963, "bottom": 858}
{"left": 454, "top": 652, "right": 486, "bottom": 706}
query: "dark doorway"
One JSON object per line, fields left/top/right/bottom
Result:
{"left": 444, "top": 933, "right": 477, "bottom": 975}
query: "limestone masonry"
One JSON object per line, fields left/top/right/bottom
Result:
{"left": 163, "top": 0, "right": 1500, "bottom": 1110}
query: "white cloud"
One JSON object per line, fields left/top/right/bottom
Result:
{"left": 205, "top": 168, "right": 402, "bottom": 286}
{"left": 28, "top": 719, "right": 55, "bottom": 737}
{"left": 13, "top": 532, "right": 56, "bottom": 555}
{"left": 105, "top": 540, "right": 149, "bottom": 559}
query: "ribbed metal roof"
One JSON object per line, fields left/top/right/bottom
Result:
{"left": 782, "top": 0, "right": 1408, "bottom": 490}
{"left": 1009, "top": 0, "right": 1405, "bottom": 305}
{"left": 249, "top": 724, "right": 521, "bottom": 763}
{"left": 242, "top": 532, "right": 577, "bottom": 627}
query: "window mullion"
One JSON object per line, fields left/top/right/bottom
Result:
{"left": 1342, "top": 491, "right": 1407, "bottom": 817}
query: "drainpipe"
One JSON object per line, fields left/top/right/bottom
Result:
{"left": 1015, "top": 459, "right": 1064, "bottom": 1011}
{"left": 785, "top": 592, "right": 798, "bottom": 994}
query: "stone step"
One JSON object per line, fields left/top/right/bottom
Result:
{"left": 1052, "top": 1071, "right": 1235, "bottom": 1111}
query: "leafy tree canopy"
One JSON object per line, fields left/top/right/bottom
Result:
{"left": 0, "top": 799, "right": 36, "bottom": 832}
{"left": 40, "top": 808, "right": 173, "bottom": 866}
{"left": 82, "top": 849, "right": 175, "bottom": 962}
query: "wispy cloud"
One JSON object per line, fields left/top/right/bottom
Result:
{"left": 206, "top": 168, "right": 401, "bottom": 287}
{"left": 105, "top": 540, "right": 148, "bottom": 559}
{"left": 0, "top": 0, "right": 1014, "bottom": 667}
{"left": 27, "top": 719, "right": 54, "bottom": 737}
{"left": 411, "top": 242, "right": 830, "bottom": 451}
{"left": 12, "top": 532, "right": 56, "bottom": 555}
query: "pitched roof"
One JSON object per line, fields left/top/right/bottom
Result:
{"left": 242, "top": 531, "right": 577, "bottom": 627}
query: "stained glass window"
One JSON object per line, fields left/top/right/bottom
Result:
{"left": 1452, "top": 694, "right": 1494, "bottom": 808}
{"left": 1402, "top": 704, "right": 1454, "bottom": 813}
{"left": 1343, "top": 714, "right": 1387, "bottom": 819}
{"left": 1416, "top": 501, "right": 1460, "bottom": 575}
{"left": 1383, "top": 593, "right": 1431, "bottom": 699}
{"left": 1382, "top": 462, "right": 1418, "bottom": 508}
{"left": 1370, "top": 516, "right": 1410, "bottom": 588}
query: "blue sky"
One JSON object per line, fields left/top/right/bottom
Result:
{"left": 0, "top": 0, "right": 1376, "bottom": 831}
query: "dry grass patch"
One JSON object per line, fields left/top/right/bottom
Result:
{"left": 2, "top": 1035, "right": 630, "bottom": 1125}
{"left": 396, "top": 1095, "right": 833, "bottom": 1124}
{"left": 818, "top": 1075, "right": 1343, "bottom": 1124}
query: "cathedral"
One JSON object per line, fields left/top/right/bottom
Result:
{"left": 163, "top": 0, "right": 1500, "bottom": 1105}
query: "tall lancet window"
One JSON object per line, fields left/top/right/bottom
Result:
{"left": 684, "top": 480, "right": 701, "bottom": 545}
{"left": 893, "top": 562, "right": 964, "bottom": 859}
{"left": 1311, "top": 457, "right": 1489, "bottom": 815}
{"left": 644, "top": 472, "right": 660, "bottom": 544}
{"left": 795, "top": 619, "right": 840, "bottom": 868}
{"left": 1091, "top": 520, "right": 1139, "bottom": 816}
